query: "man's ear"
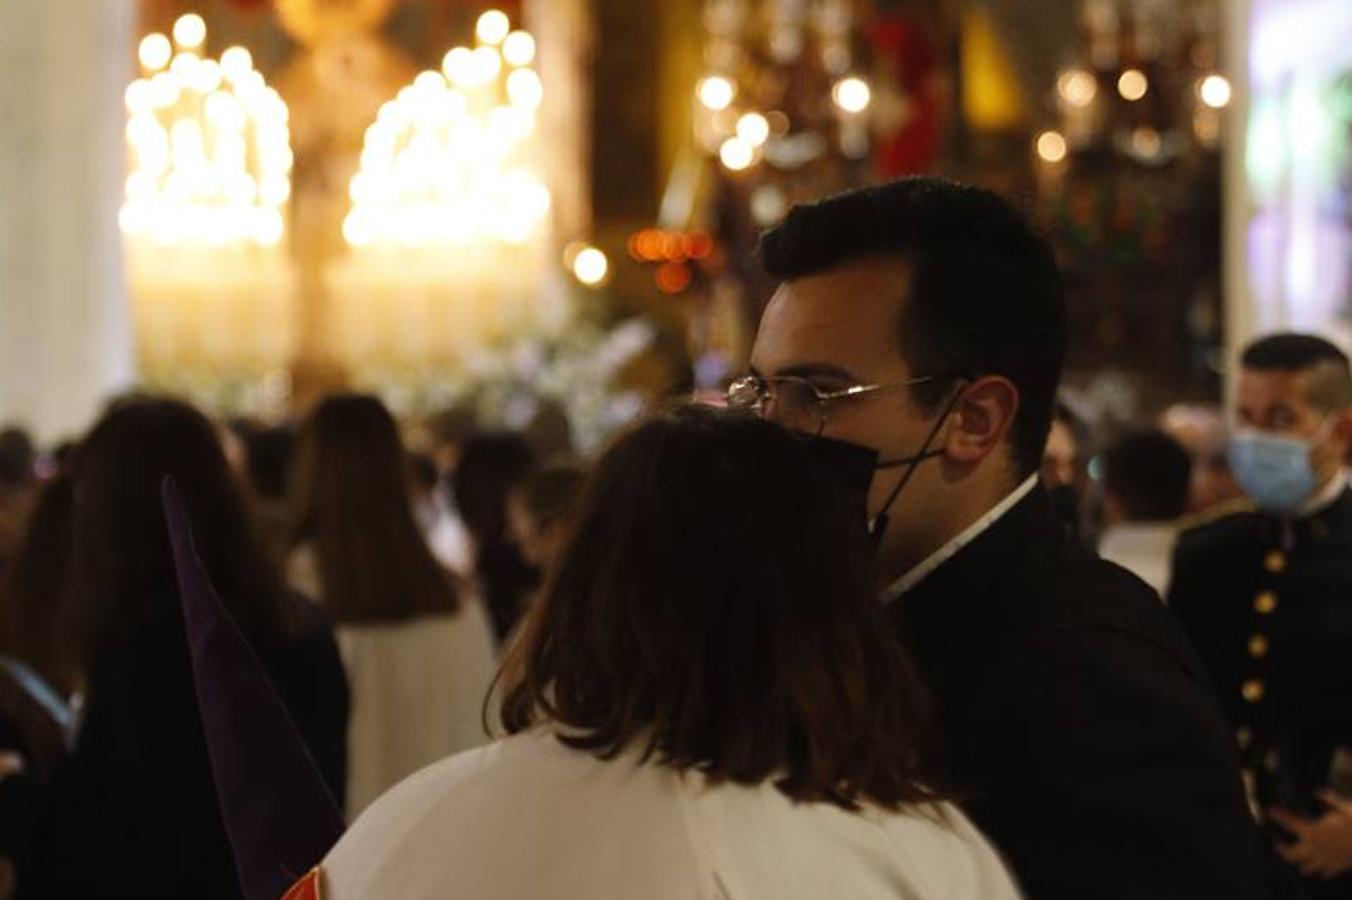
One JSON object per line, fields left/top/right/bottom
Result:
{"left": 943, "top": 375, "right": 1019, "bottom": 465}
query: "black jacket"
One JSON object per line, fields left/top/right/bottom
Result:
{"left": 12, "top": 594, "right": 349, "bottom": 899}
{"left": 887, "top": 484, "right": 1295, "bottom": 900}
{"left": 1171, "top": 487, "right": 1352, "bottom": 899}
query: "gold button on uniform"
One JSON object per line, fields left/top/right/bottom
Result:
{"left": 1248, "top": 634, "right": 1270, "bottom": 658}
{"left": 1254, "top": 591, "right": 1278, "bottom": 614}
{"left": 1265, "top": 550, "right": 1287, "bottom": 574}
{"left": 1236, "top": 727, "right": 1253, "bottom": 750}
{"left": 1242, "top": 679, "right": 1265, "bottom": 703}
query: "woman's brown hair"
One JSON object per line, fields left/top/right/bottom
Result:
{"left": 289, "top": 393, "right": 460, "bottom": 625}
{"left": 500, "top": 405, "right": 940, "bottom": 809}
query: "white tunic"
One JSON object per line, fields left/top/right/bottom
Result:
{"left": 322, "top": 729, "right": 1022, "bottom": 900}
{"left": 337, "top": 604, "right": 499, "bottom": 818}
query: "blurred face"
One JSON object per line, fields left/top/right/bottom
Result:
{"left": 750, "top": 258, "right": 959, "bottom": 578}
{"left": 1041, "top": 419, "right": 1078, "bottom": 489}
{"left": 1234, "top": 368, "right": 1352, "bottom": 491}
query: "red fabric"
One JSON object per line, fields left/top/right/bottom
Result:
{"left": 869, "top": 16, "right": 943, "bottom": 176}
{"left": 282, "top": 868, "right": 322, "bottom": 900}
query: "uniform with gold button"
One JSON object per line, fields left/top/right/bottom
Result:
{"left": 1169, "top": 489, "right": 1352, "bottom": 796}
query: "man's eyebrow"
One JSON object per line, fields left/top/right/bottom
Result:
{"left": 751, "top": 362, "right": 862, "bottom": 383}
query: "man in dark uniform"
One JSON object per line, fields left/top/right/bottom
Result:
{"left": 1170, "top": 332, "right": 1352, "bottom": 893}
{"left": 743, "top": 178, "right": 1295, "bottom": 899}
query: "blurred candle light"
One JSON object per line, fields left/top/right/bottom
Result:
{"left": 698, "top": 76, "right": 735, "bottom": 111}
{"left": 476, "top": 10, "right": 511, "bottom": 46}
{"left": 736, "top": 112, "right": 770, "bottom": 147}
{"left": 503, "top": 31, "right": 536, "bottom": 67}
{"left": 1057, "top": 68, "right": 1098, "bottom": 107}
{"left": 832, "top": 77, "right": 871, "bottom": 113}
{"left": 1118, "top": 69, "right": 1148, "bottom": 102}
{"left": 572, "top": 247, "right": 609, "bottom": 286}
{"left": 719, "top": 136, "right": 754, "bottom": 170}
{"left": 1037, "top": 130, "right": 1068, "bottom": 163}
{"left": 172, "top": 14, "right": 207, "bottom": 50}
{"left": 1200, "top": 74, "right": 1232, "bottom": 109}
{"left": 139, "top": 33, "right": 172, "bottom": 71}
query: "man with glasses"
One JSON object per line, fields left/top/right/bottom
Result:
{"left": 1169, "top": 333, "right": 1352, "bottom": 896}
{"left": 736, "top": 178, "right": 1294, "bottom": 899}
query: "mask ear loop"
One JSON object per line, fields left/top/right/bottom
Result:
{"left": 870, "top": 382, "right": 969, "bottom": 544}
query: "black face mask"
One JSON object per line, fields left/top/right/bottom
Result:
{"left": 809, "top": 385, "right": 965, "bottom": 546}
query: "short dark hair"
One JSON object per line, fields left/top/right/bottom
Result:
{"left": 0, "top": 427, "right": 35, "bottom": 488}
{"left": 245, "top": 425, "right": 296, "bottom": 501}
{"left": 1241, "top": 333, "right": 1352, "bottom": 413}
{"left": 500, "top": 405, "right": 940, "bottom": 809}
{"left": 759, "top": 177, "right": 1067, "bottom": 477}
{"left": 1102, "top": 430, "right": 1192, "bottom": 522}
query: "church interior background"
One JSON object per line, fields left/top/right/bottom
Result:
{"left": 0, "top": 0, "right": 1349, "bottom": 448}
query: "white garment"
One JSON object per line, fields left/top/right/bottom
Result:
{"left": 322, "top": 730, "right": 1021, "bottom": 900}
{"left": 1097, "top": 523, "right": 1178, "bottom": 598}
{"left": 886, "top": 475, "right": 1039, "bottom": 601}
{"left": 286, "top": 544, "right": 499, "bottom": 817}
{"left": 338, "top": 605, "right": 498, "bottom": 818}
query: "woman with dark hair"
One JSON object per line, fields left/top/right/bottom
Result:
{"left": 10, "top": 398, "right": 348, "bottom": 898}
{"left": 452, "top": 432, "right": 537, "bottom": 642}
{"left": 318, "top": 406, "right": 1019, "bottom": 899}
{"left": 287, "top": 394, "right": 497, "bottom": 817}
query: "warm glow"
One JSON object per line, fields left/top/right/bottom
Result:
{"left": 832, "top": 77, "right": 871, "bottom": 114}
{"left": 220, "top": 46, "right": 253, "bottom": 82}
{"left": 1036, "top": 130, "right": 1068, "bottom": 163}
{"left": 572, "top": 247, "right": 609, "bottom": 286}
{"left": 476, "top": 10, "right": 511, "bottom": 46}
{"left": 507, "top": 69, "right": 544, "bottom": 108}
{"left": 1131, "top": 127, "right": 1162, "bottom": 158}
{"left": 139, "top": 33, "right": 172, "bottom": 71}
{"left": 1057, "top": 68, "right": 1097, "bottom": 107}
{"left": 1118, "top": 69, "right": 1149, "bottom": 102}
{"left": 503, "top": 31, "right": 536, "bottom": 67}
{"left": 121, "top": 19, "right": 292, "bottom": 248}
{"left": 344, "top": 47, "right": 550, "bottom": 248}
{"left": 736, "top": 112, "right": 770, "bottom": 147}
{"left": 719, "top": 137, "right": 754, "bottom": 171}
{"left": 698, "top": 76, "right": 735, "bottom": 111}
{"left": 1200, "top": 74, "right": 1232, "bottom": 109}
{"left": 172, "top": 14, "right": 207, "bottom": 50}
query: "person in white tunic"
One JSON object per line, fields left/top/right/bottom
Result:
{"left": 318, "top": 406, "right": 1020, "bottom": 899}
{"left": 287, "top": 394, "right": 498, "bottom": 818}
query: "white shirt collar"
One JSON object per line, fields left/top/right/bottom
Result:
{"left": 1298, "top": 468, "right": 1349, "bottom": 519}
{"left": 884, "top": 474, "right": 1039, "bottom": 602}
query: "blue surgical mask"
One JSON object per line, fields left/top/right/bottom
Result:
{"left": 1227, "top": 430, "right": 1319, "bottom": 514}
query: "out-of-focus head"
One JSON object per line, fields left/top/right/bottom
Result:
{"left": 1231, "top": 334, "right": 1352, "bottom": 511}
{"left": 68, "top": 397, "right": 282, "bottom": 659}
{"left": 291, "top": 394, "right": 457, "bottom": 624}
{"left": 453, "top": 433, "right": 535, "bottom": 546}
{"left": 1101, "top": 430, "right": 1193, "bottom": 526}
{"left": 244, "top": 425, "right": 297, "bottom": 503}
{"left": 506, "top": 461, "right": 588, "bottom": 571}
{"left": 753, "top": 177, "right": 1067, "bottom": 578}
{"left": 501, "top": 405, "right": 938, "bottom": 809}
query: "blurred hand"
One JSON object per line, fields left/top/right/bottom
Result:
{"left": 1270, "top": 791, "right": 1352, "bottom": 880}
{"left": 0, "top": 754, "right": 22, "bottom": 781}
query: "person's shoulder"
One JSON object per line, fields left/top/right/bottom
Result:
{"left": 1174, "top": 500, "right": 1261, "bottom": 556}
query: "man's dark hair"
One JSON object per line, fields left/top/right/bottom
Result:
{"left": 1102, "top": 430, "right": 1192, "bottom": 522}
{"left": 0, "top": 427, "right": 36, "bottom": 488}
{"left": 759, "top": 177, "right": 1067, "bottom": 477}
{"left": 501, "top": 405, "right": 941, "bottom": 809}
{"left": 1241, "top": 333, "right": 1352, "bottom": 413}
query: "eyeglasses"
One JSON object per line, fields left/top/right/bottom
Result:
{"left": 726, "top": 373, "right": 942, "bottom": 437}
